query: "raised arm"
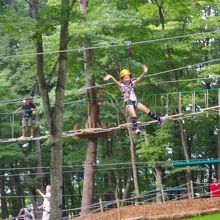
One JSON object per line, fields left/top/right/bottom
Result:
{"left": 104, "top": 74, "right": 121, "bottom": 87}
{"left": 36, "top": 188, "right": 45, "bottom": 197}
{"left": 134, "top": 64, "right": 148, "bottom": 85}
{"left": 14, "top": 106, "right": 22, "bottom": 113}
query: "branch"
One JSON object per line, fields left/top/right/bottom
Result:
{"left": 24, "top": 0, "right": 32, "bottom": 7}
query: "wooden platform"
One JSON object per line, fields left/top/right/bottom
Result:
{"left": 0, "top": 135, "right": 50, "bottom": 143}
{"left": 65, "top": 127, "right": 113, "bottom": 140}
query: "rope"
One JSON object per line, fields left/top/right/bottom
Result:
{"left": 145, "top": 86, "right": 220, "bottom": 97}
{"left": 1, "top": 157, "right": 220, "bottom": 172}
{"left": 0, "top": 31, "right": 217, "bottom": 59}
{"left": 11, "top": 114, "right": 14, "bottom": 139}
{"left": 0, "top": 59, "right": 218, "bottom": 107}
{"left": 0, "top": 104, "right": 220, "bottom": 143}
{"left": 75, "top": 58, "right": 220, "bottom": 91}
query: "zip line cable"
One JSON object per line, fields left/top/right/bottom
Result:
{"left": 0, "top": 57, "right": 218, "bottom": 107}
{"left": 73, "top": 57, "right": 220, "bottom": 91}
{"left": 0, "top": 31, "right": 218, "bottom": 59}
{"left": 0, "top": 158, "right": 219, "bottom": 172}
{"left": 0, "top": 83, "right": 219, "bottom": 115}
{"left": 0, "top": 78, "right": 219, "bottom": 115}
{"left": 0, "top": 58, "right": 218, "bottom": 116}
{"left": 0, "top": 77, "right": 212, "bottom": 107}
{"left": 138, "top": 77, "right": 214, "bottom": 86}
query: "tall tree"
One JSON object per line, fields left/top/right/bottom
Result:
{"left": 29, "top": 0, "right": 72, "bottom": 218}
{"left": 79, "top": 0, "right": 100, "bottom": 215}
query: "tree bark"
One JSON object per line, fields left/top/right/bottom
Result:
{"left": 218, "top": 115, "right": 220, "bottom": 179}
{"left": 154, "top": 0, "right": 165, "bottom": 30}
{"left": 122, "top": 168, "right": 132, "bottom": 205}
{"left": 29, "top": 0, "right": 71, "bottom": 219}
{"left": 79, "top": 0, "right": 100, "bottom": 215}
{"left": 0, "top": 168, "right": 8, "bottom": 219}
{"left": 166, "top": 49, "right": 193, "bottom": 199}
{"left": 155, "top": 166, "right": 163, "bottom": 203}
{"left": 127, "top": 127, "right": 140, "bottom": 201}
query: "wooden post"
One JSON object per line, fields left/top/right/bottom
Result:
{"left": 192, "top": 91, "right": 195, "bottom": 113}
{"left": 116, "top": 199, "right": 121, "bottom": 220}
{"left": 218, "top": 89, "right": 220, "bottom": 116}
{"left": 178, "top": 92, "right": 182, "bottom": 114}
{"left": 205, "top": 90, "right": 209, "bottom": 117}
{"left": 99, "top": 198, "right": 104, "bottom": 213}
{"left": 166, "top": 94, "right": 169, "bottom": 115}
{"left": 190, "top": 180, "right": 194, "bottom": 199}
{"left": 160, "top": 184, "right": 165, "bottom": 203}
{"left": 10, "top": 114, "right": 14, "bottom": 139}
{"left": 127, "top": 126, "right": 140, "bottom": 203}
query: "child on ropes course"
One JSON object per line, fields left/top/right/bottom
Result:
{"left": 104, "top": 64, "right": 167, "bottom": 135}
{"left": 14, "top": 97, "right": 36, "bottom": 139}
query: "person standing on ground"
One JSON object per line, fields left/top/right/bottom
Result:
{"left": 36, "top": 185, "right": 51, "bottom": 220}
{"left": 210, "top": 176, "right": 220, "bottom": 197}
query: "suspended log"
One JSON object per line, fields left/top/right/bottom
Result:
{"left": 72, "top": 123, "right": 113, "bottom": 140}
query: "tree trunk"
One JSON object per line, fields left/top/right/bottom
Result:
{"left": 49, "top": 1, "right": 70, "bottom": 217}
{"left": 166, "top": 49, "right": 193, "bottom": 199}
{"left": 155, "top": 166, "right": 163, "bottom": 203}
{"left": 218, "top": 115, "right": 220, "bottom": 179}
{"left": 29, "top": 0, "right": 71, "bottom": 219}
{"left": 154, "top": 0, "right": 165, "bottom": 30}
{"left": 79, "top": 0, "right": 100, "bottom": 215}
{"left": 178, "top": 120, "right": 193, "bottom": 198}
{"left": 122, "top": 168, "right": 132, "bottom": 205}
{"left": 0, "top": 169, "right": 8, "bottom": 219}
{"left": 32, "top": 85, "right": 44, "bottom": 219}
{"left": 127, "top": 127, "right": 140, "bottom": 200}
{"left": 81, "top": 138, "right": 97, "bottom": 214}
{"left": 33, "top": 85, "right": 44, "bottom": 189}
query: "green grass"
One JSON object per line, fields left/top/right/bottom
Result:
{"left": 182, "top": 213, "right": 220, "bottom": 219}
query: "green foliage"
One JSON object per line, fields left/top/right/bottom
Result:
{"left": 0, "top": 0, "right": 220, "bottom": 217}
{"left": 182, "top": 212, "right": 220, "bottom": 220}
{"left": 137, "top": 125, "right": 173, "bottom": 163}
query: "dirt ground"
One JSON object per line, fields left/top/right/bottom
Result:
{"left": 73, "top": 197, "right": 220, "bottom": 220}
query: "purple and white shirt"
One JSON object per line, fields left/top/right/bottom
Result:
{"left": 120, "top": 79, "right": 137, "bottom": 102}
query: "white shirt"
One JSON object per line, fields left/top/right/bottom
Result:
{"left": 43, "top": 192, "right": 51, "bottom": 212}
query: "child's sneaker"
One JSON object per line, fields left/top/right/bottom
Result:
{"left": 159, "top": 114, "right": 168, "bottom": 125}
{"left": 135, "top": 128, "right": 141, "bottom": 135}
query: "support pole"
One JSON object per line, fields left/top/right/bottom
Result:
{"left": 218, "top": 89, "right": 220, "bottom": 116}
{"left": 116, "top": 199, "right": 121, "bottom": 220}
{"left": 99, "top": 198, "right": 103, "bottom": 213}
{"left": 192, "top": 91, "right": 196, "bottom": 113}
{"left": 205, "top": 90, "right": 209, "bottom": 117}
{"left": 166, "top": 94, "right": 169, "bottom": 115}
{"left": 160, "top": 184, "right": 165, "bottom": 203}
{"left": 190, "top": 180, "right": 194, "bottom": 199}
{"left": 178, "top": 92, "right": 182, "bottom": 114}
{"left": 11, "top": 114, "right": 15, "bottom": 139}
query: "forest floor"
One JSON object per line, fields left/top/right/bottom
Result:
{"left": 73, "top": 197, "right": 220, "bottom": 220}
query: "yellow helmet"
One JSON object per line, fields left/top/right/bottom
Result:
{"left": 119, "top": 69, "right": 131, "bottom": 79}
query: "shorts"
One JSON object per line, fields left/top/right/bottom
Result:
{"left": 22, "top": 117, "right": 33, "bottom": 127}
{"left": 125, "top": 100, "right": 140, "bottom": 109}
